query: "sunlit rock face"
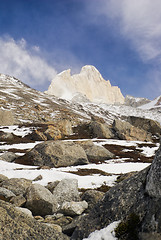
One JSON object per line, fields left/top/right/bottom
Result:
{"left": 46, "top": 65, "right": 125, "bottom": 104}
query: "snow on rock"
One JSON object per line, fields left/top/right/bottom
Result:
{"left": 46, "top": 65, "right": 125, "bottom": 104}
{"left": 83, "top": 221, "right": 120, "bottom": 240}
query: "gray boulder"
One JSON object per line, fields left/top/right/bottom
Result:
{"left": 60, "top": 201, "right": 88, "bottom": 216}
{"left": 0, "top": 178, "right": 32, "bottom": 196}
{"left": 15, "top": 140, "right": 89, "bottom": 167}
{"left": 0, "top": 200, "right": 69, "bottom": 239}
{"left": 26, "top": 184, "right": 58, "bottom": 216}
{"left": 53, "top": 179, "right": 80, "bottom": 206}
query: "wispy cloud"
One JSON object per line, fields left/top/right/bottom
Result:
{"left": 86, "top": 0, "right": 161, "bottom": 98}
{"left": 0, "top": 36, "right": 57, "bottom": 88}
{"left": 88, "top": 0, "right": 161, "bottom": 62}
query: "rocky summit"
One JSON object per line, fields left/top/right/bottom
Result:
{"left": 0, "top": 72, "right": 161, "bottom": 239}
{"left": 46, "top": 65, "right": 125, "bottom": 104}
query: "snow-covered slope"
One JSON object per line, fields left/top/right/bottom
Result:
{"left": 0, "top": 73, "right": 161, "bottom": 126}
{"left": 46, "top": 65, "right": 125, "bottom": 104}
{"left": 125, "top": 95, "right": 150, "bottom": 107}
{"left": 139, "top": 95, "right": 161, "bottom": 110}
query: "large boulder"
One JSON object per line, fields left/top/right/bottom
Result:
{"left": 0, "top": 178, "right": 32, "bottom": 196}
{"left": 26, "top": 184, "right": 58, "bottom": 216}
{"left": 78, "top": 140, "right": 114, "bottom": 162}
{"left": 15, "top": 140, "right": 89, "bottom": 167}
{"left": 0, "top": 200, "right": 69, "bottom": 239}
{"left": 113, "top": 119, "right": 152, "bottom": 141}
{"left": 71, "top": 142, "right": 161, "bottom": 240}
{"left": 53, "top": 179, "right": 80, "bottom": 206}
{"left": 89, "top": 121, "right": 114, "bottom": 139}
{"left": 127, "top": 116, "right": 161, "bottom": 136}
{"left": 0, "top": 109, "right": 15, "bottom": 126}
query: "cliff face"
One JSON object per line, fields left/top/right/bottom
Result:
{"left": 46, "top": 65, "right": 125, "bottom": 104}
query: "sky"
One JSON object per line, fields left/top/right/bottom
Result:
{"left": 0, "top": 0, "right": 161, "bottom": 100}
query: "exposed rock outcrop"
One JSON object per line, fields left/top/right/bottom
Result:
{"left": 71, "top": 141, "right": 161, "bottom": 240}
{"left": 46, "top": 65, "right": 125, "bottom": 104}
{"left": 0, "top": 200, "right": 69, "bottom": 239}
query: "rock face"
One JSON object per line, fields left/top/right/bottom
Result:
{"left": 46, "top": 65, "right": 125, "bottom": 104}
{"left": 71, "top": 142, "right": 161, "bottom": 240}
{"left": 0, "top": 200, "right": 68, "bottom": 239}
{"left": 146, "top": 141, "right": 161, "bottom": 197}
{"left": 16, "top": 140, "right": 89, "bottom": 167}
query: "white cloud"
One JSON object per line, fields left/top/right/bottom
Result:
{"left": 91, "top": 0, "right": 161, "bottom": 62}
{"left": 0, "top": 37, "right": 57, "bottom": 87}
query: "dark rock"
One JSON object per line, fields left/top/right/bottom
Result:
{"left": 146, "top": 142, "right": 161, "bottom": 197}
{"left": 62, "top": 215, "right": 85, "bottom": 236}
{"left": 81, "top": 190, "right": 104, "bottom": 211}
{"left": 0, "top": 200, "right": 69, "bottom": 239}
{"left": 71, "top": 143, "right": 161, "bottom": 239}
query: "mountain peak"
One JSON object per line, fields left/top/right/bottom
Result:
{"left": 46, "top": 65, "right": 125, "bottom": 104}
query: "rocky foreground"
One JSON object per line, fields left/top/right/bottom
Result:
{"left": 0, "top": 74, "right": 161, "bottom": 239}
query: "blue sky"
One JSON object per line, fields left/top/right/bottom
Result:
{"left": 0, "top": 0, "right": 161, "bottom": 99}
